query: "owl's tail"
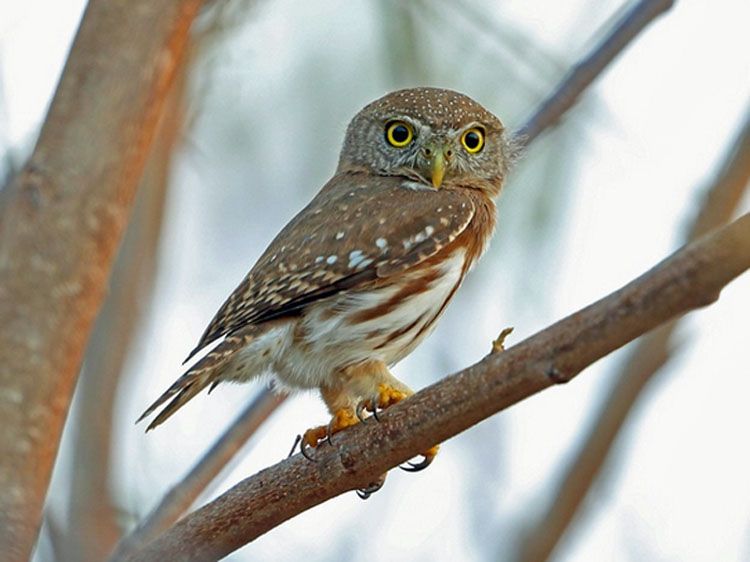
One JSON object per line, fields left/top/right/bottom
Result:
{"left": 137, "top": 324, "right": 270, "bottom": 431}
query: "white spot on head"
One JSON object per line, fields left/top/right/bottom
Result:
{"left": 326, "top": 255, "right": 338, "bottom": 265}
{"left": 375, "top": 238, "right": 388, "bottom": 250}
{"left": 336, "top": 231, "right": 345, "bottom": 240}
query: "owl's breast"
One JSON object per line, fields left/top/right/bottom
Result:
{"left": 275, "top": 248, "right": 466, "bottom": 388}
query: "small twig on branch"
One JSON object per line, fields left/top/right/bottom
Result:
{"left": 116, "top": 3, "right": 677, "bottom": 548}
{"left": 513, "top": 0, "right": 675, "bottom": 146}
{"left": 0, "top": 1, "right": 203, "bottom": 560}
{"left": 109, "top": 389, "right": 285, "bottom": 560}
{"left": 515, "top": 108, "right": 750, "bottom": 562}
{"left": 122, "top": 212, "right": 750, "bottom": 562}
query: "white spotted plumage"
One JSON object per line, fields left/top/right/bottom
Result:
{"left": 139, "top": 87, "right": 508, "bottom": 431}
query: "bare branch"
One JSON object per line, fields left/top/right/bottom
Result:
{"left": 0, "top": 1, "right": 203, "bottom": 559}
{"left": 123, "top": 212, "right": 750, "bottom": 562}
{"left": 513, "top": 0, "right": 675, "bottom": 146}
{"left": 515, "top": 108, "right": 750, "bottom": 562}
{"left": 109, "top": 389, "right": 285, "bottom": 560}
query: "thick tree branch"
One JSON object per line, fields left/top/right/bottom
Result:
{"left": 513, "top": 0, "right": 675, "bottom": 146}
{"left": 0, "top": 1, "right": 202, "bottom": 559}
{"left": 516, "top": 108, "right": 750, "bottom": 562}
{"left": 124, "top": 213, "right": 750, "bottom": 562}
{"left": 61, "top": 56, "right": 188, "bottom": 562}
{"left": 115, "top": 3, "right": 677, "bottom": 548}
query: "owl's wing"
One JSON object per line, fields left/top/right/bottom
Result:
{"left": 185, "top": 174, "right": 476, "bottom": 361}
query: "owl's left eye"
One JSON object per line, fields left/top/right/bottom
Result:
{"left": 385, "top": 121, "right": 414, "bottom": 148}
{"left": 461, "top": 127, "right": 485, "bottom": 154}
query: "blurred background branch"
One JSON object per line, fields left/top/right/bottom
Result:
{"left": 123, "top": 210, "right": 750, "bottom": 562}
{"left": 0, "top": 1, "right": 202, "bottom": 559}
{"left": 515, "top": 106, "right": 750, "bottom": 562}
{"left": 57, "top": 50, "right": 190, "bottom": 562}
{"left": 514, "top": 0, "right": 674, "bottom": 146}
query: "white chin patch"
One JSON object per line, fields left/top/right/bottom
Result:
{"left": 401, "top": 180, "right": 435, "bottom": 191}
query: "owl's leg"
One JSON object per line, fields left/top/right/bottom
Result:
{"left": 301, "top": 360, "right": 399, "bottom": 449}
{"left": 355, "top": 363, "right": 440, "bottom": 472}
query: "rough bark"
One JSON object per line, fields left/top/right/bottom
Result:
{"left": 0, "top": 1, "right": 202, "bottom": 559}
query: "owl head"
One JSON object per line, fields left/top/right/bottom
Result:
{"left": 337, "top": 87, "right": 509, "bottom": 197}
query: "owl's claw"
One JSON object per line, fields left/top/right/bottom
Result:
{"left": 400, "top": 444, "right": 440, "bottom": 473}
{"left": 356, "top": 474, "right": 387, "bottom": 500}
{"left": 355, "top": 398, "right": 373, "bottom": 423}
{"left": 355, "top": 394, "right": 382, "bottom": 422}
{"left": 288, "top": 434, "right": 318, "bottom": 462}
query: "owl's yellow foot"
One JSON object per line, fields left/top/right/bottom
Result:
{"left": 356, "top": 383, "right": 410, "bottom": 421}
{"left": 302, "top": 407, "right": 359, "bottom": 449}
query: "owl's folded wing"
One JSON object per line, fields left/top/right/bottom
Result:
{"left": 185, "top": 174, "right": 476, "bottom": 362}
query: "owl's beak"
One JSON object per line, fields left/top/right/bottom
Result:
{"left": 425, "top": 144, "right": 450, "bottom": 188}
{"left": 430, "top": 150, "right": 445, "bottom": 188}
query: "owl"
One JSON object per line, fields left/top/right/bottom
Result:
{"left": 139, "top": 87, "right": 509, "bottom": 476}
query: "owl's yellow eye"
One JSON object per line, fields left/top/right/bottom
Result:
{"left": 461, "top": 127, "right": 485, "bottom": 154}
{"left": 385, "top": 121, "right": 414, "bottom": 148}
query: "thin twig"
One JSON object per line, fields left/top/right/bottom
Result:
{"left": 115, "top": 1, "right": 679, "bottom": 551}
{"left": 0, "top": 1, "right": 203, "bottom": 559}
{"left": 515, "top": 108, "right": 750, "bottom": 562}
{"left": 513, "top": 0, "right": 675, "bottom": 146}
{"left": 121, "top": 212, "right": 750, "bottom": 562}
{"left": 109, "top": 389, "right": 285, "bottom": 560}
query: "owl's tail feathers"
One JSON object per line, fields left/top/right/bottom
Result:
{"left": 137, "top": 326, "right": 266, "bottom": 432}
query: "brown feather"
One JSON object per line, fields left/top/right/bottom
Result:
{"left": 139, "top": 324, "right": 272, "bottom": 431}
{"left": 185, "top": 175, "right": 475, "bottom": 361}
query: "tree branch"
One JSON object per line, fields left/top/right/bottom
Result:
{"left": 513, "top": 0, "right": 675, "bottom": 146}
{"left": 61, "top": 52, "right": 188, "bottom": 562}
{"left": 0, "top": 1, "right": 202, "bottom": 559}
{"left": 515, "top": 108, "right": 750, "bottom": 562}
{"left": 124, "top": 212, "right": 750, "bottom": 562}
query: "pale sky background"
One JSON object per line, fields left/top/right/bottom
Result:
{"left": 2, "top": 1, "right": 750, "bottom": 561}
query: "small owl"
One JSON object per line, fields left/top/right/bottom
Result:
{"left": 140, "top": 87, "right": 509, "bottom": 471}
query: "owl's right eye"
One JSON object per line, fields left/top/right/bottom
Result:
{"left": 385, "top": 121, "right": 414, "bottom": 148}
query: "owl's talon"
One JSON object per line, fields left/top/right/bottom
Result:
{"left": 300, "top": 441, "right": 317, "bottom": 462}
{"left": 356, "top": 473, "right": 387, "bottom": 499}
{"left": 356, "top": 395, "right": 380, "bottom": 422}
{"left": 288, "top": 434, "right": 301, "bottom": 458}
{"left": 355, "top": 399, "right": 371, "bottom": 423}
{"left": 400, "top": 444, "right": 439, "bottom": 472}
{"left": 288, "top": 434, "right": 318, "bottom": 462}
